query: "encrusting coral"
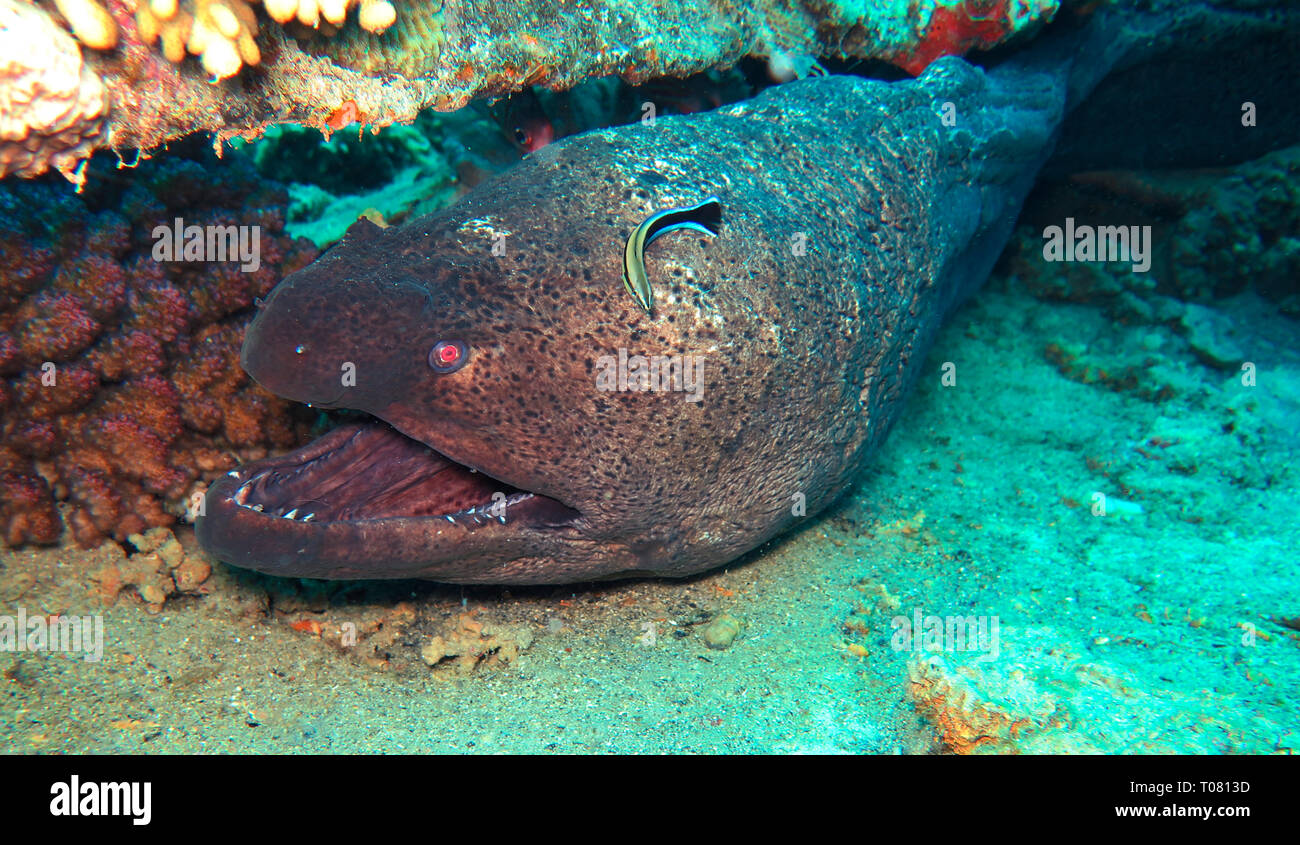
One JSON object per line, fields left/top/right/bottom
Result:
{"left": 6, "top": 0, "right": 1298, "bottom": 187}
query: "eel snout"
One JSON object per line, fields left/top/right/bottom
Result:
{"left": 241, "top": 271, "right": 434, "bottom": 411}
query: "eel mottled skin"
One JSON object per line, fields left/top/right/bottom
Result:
{"left": 195, "top": 9, "right": 1195, "bottom": 584}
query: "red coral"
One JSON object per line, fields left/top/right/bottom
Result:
{"left": 51, "top": 254, "right": 129, "bottom": 321}
{"left": 124, "top": 268, "right": 190, "bottom": 345}
{"left": 90, "top": 330, "right": 167, "bottom": 380}
{"left": 0, "top": 462, "right": 61, "bottom": 545}
{"left": 0, "top": 236, "right": 54, "bottom": 311}
{"left": 0, "top": 156, "right": 319, "bottom": 548}
{"left": 893, "top": 0, "right": 1039, "bottom": 76}
{"left": 15, "top": 363, "right": 100, "bottom": 418}
{"left": 14, "top": 290, "right": 102, "bottom": 364}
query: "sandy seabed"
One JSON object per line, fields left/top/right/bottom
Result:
{"left": 2, "top": 251, "right": 1296, "bottom": 754}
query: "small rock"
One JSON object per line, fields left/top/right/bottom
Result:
{"left": 1179, "top": 303, "right": 1244, "bottom": 369}
{"left": 702, "top": 613, "right": 744, "bottom": 650}
{"left": 1110, "top": 290, "right": 1154, "bottom": 324}
{"left": 1102, "top": 497, "right": 1144, "bottom": 519}
{"left": 1148, "top": 295, "right": 1185, "bottom": 324}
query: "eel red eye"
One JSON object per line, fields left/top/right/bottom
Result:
{"left": 429, "top": 339, "right": 468, "bottom": 374}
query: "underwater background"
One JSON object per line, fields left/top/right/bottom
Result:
{"left": 0, "top": 0, "right": 1297, "bottom": 753}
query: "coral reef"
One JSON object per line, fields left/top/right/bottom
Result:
{"left": 238, "top": 69, "right": 755, "bottom": 249}
{"left": 90, "top": 525, "right": 213, "bottom": 611}
{"left": 5, "top": 0, "right": 1297, "bottom": 183}
{"left": 0, "top": 0, "right": 107, "bottom": 184}
{"left": 0, "top": 148, "right": 318, "bottom": 548}
{"left": 236, "top": 115, "right": 460, "bottom": 246}
{"left": 5, "top": 0, "right": 1068, "bottom": 179}
{"left": 1006, "top": 143, "right": 1300, "bottom": 317}
{"left": 486, "top": 69, "right": 756, "bottom": 155}
{"left": 246, "top": 120, "right": 431, "bottom": 194}
{"left": 136, "top": 0, "right": 264, "bottom": 80}
{"left": 49, "top": 0, "right": 398, "bottom": 78}
{"left": 887, "top": 0, "right": 1056, "bottom": 76}
{"left": 1169, "top": 144, "right": 1300, "bottom": 310}
{"left": 297, "top": 0, "right": 441, "bottom": 77}
{"left": 134, "top": 0, "right": 398, "bottom": 81}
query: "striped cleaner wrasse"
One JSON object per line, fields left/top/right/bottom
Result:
{"left": 622, "top": 198, "right": 722, "bottom": 313}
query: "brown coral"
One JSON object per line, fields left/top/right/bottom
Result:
{"left": 420, "top": 612, "right": 535, "bottom": 675}
{"left": 90, "top": 526, "right": 214, "bottom": 611}
{"left": 0, "top": 152, "right": 318, "bottom": 548}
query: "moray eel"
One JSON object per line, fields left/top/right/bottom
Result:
{"left": 197, "top": 10, "right": 1168, "bottom": 584}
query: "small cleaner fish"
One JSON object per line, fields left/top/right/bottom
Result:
{"left": 621, "top": 197, "right": 722, "bottom": 313}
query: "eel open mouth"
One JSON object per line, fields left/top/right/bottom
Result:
{"left": 222, "top": 422, "right": 580, "bottom": 529}
{"left": 197, "top": 420, "right": 583, "bottom": 580}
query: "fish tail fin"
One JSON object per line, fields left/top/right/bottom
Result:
{"left": 697, "top": 197, "right": 723, "bottom": 235}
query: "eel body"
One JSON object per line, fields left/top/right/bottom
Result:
{"left": 197, "top": 14, "right": 1130, "bottom": 583}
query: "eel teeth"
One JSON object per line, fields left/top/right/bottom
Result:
{"left": 302, "top": 513, "right": 315, "bottom": 522}
{"left": 227, "top": 470, "right": 241, "bottom": 479}
{"left": 235, "top": 484, "right": 250, "bottom": 505}
{"left": 284, "top": 508, "right": 299, "bottom": 520}
{"left": 251, "top": 503, "right": 264, "bottom": 513}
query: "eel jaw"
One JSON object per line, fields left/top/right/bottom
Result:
{"left": 196, "top": 421, "right": 582, "bottom": 581}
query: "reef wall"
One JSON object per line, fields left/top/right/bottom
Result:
{"left": 3, "top": 0, "right": 1060, "bottom": 182}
